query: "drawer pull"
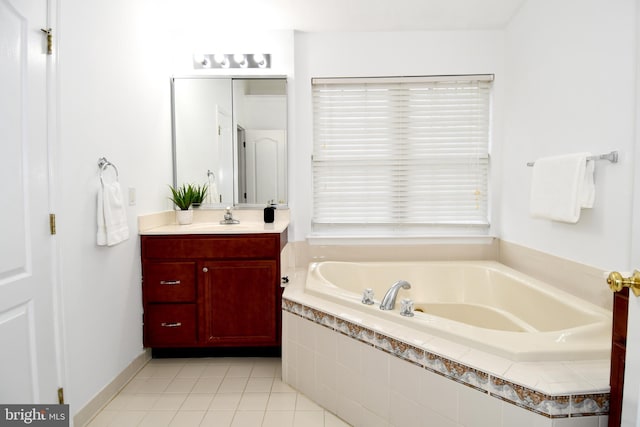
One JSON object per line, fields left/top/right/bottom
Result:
{"left": 159, "top": 280, "right": 181, "bottom": 285}
{"left": 160, "top": 322, "right": 182, "bottom": 328}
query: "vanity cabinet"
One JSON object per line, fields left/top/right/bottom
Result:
{"left": 141, "top": 231, "right": 287, "bottom": 349}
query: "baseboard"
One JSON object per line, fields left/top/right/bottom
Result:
{"left": 73, "top": 349, "right": 151, "bottom": 427}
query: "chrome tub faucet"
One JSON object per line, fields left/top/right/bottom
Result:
{"left": 379, "top": 280, "right": 411, "bottom": 310}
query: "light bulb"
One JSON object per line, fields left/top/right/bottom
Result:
{"left": 233, "top": 54, "right": 247, "bottom": 68}
{"left": 253, "top": 54, "right": 266, "bottom": 68}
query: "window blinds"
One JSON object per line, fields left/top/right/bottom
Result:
{"left": 312, "top": 75, "right": 493, "bottom": 230}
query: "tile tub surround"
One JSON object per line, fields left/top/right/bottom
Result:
{"left": 281, "top": 270, "right": 610, "bottom": 426}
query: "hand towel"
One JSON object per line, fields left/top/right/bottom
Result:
{"left": 529, "top": 152, "right": 594, "bottom": 223}
{"left": 97, "top": 181, "right": 130, "bottom": 246}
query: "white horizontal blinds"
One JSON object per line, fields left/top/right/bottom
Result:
{"left": 312, "top": 76, "right": 492, "bottom": 226}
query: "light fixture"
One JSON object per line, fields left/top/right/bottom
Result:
{"left": 193, "top": 54, "right": 271, "bottom": 69}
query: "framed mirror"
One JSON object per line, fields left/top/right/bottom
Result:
{"left": 171, "top": 76, "right": 287, "bottom": 208}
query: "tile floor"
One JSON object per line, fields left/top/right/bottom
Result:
{"left": 86, "top": 357, "right": 351, "bottom": 427}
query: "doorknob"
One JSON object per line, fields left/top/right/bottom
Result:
{"left": 607, "top": 270, "right": 640, "bottom": 297}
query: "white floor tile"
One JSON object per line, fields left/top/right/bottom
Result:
{"left": 200, "top": 410, "right": 234, "bottom": 427}
{"left": 267, "top": 392, "right": 297, "bottom": 410}
{"left": 238, "top": 392, "right": 270, "bottom": 411}
{"left": 292, "top": 410, "right": 325, "bottom": 427}
{"left": 138, "top": 410, "right": 176, "bottom": 427}
{"left": 108, "top": 410, "right": 147, "bottom": 427}
{"left": 295, "top": 393, "right": 323, "bottom": 411}
{"left": 230, "top": 410, "right": 265, "bottom": 427}
{"left": 262, "top": 410, "right": 295, "bottom": 427}
{"left": 165, "top": 377, "right": 197, "bottom": 393}
{"left": 168, "top": 410, "right": 205, "bottom": 426}
{"left": 152, "top": 394, "right": 188, "bottom": 411}
{"left": 245, "top": 377, "right": 274, "bottom": 392}
{"left": 180, "top": 393, "right": 214, "bottom": 410}
{"left": 86, "top": 357, "right": 354, "bottom": 427}
{"left": 192, "top": 376, "right": 223, "bottom": 393}
{"left": 210, "top": 393, "right": 242, "bottom": 411}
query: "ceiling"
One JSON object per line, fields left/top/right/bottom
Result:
{"left": 174, "top": 0, "right": 528, "bottom": 32}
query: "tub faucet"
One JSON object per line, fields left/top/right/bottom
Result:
{"left": 379, "top": 280, "right": 411, "bottom": 311}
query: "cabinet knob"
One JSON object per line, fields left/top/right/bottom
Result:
{"left": 202, "top": 267, "right": 209, "bottom": 273}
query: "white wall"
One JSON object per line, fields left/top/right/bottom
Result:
{"left": 501, "top": 0, "right": 636, "bottom": 271}
{"left": 289, "top": 30, "right": 505, "bottom": 241}
{"left": 56, "top": 0, "right": 293, "bottom": 418}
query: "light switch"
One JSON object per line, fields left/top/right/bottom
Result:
{"left": 128, "top": 187, "right": 136, "bottom": 206}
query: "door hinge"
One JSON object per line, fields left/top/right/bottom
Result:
{"left": 41, "top": 28, "right": 52, "bottom": 55}
{"left": 57, "top": 387, "right": 64, "bottom": 404}
{"left": 49, "top": 213, "right": 56, "bottom": 235}
{"left": 218, "top": 125, "right": 221, "bottom": 135}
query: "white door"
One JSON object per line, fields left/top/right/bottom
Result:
{"left": 0, "top": 0, "right": 60, "bottom": 403}
{"left": 244, "top": 130, "right": 286, "bottom": 204}
{"left": 620, "top": 9, "right": 640, "bottom": 424}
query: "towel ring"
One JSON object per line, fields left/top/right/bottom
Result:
{"left": 98, "top": 157, "right": 119, "bottom": 182}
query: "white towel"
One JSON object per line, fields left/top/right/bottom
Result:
{"left": 97, "top": 181, "right": 130, "bottom": 246}
{"left": 529, "top": 152, "right": 595, "bottom": 223}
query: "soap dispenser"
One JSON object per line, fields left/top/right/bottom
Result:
{"left": 263, "top": 202, "right": 275, "bottom": 223}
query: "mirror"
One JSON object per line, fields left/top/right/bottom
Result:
{"left": 171, "top": 76, "right": 287, "bottom": 208}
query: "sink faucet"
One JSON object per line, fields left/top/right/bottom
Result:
{"left": 220, "top": 206, "right": 240, "bottom": 224}
{"left": 379, "top": 280, "right": 411, "bottom": 310}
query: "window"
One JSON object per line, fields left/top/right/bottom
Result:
{"left": 312, "top": 75, "right": 493, "bottom": 235}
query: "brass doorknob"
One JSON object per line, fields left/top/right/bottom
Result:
{"left": 607, "top": 270, "right": 640, "bottom": 297}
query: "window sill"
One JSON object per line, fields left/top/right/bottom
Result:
{"left": 306, "top": 234, "right": 497, "bottom": 246}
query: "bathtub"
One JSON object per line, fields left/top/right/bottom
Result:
{"left": 304, "top": 260, "right": 612, "bottom": 362}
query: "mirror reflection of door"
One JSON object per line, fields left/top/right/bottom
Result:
{"left": 172, "top": 78, "right": 233, "bottom": 205}
{"left": 243, "top": 130, "right": 287, "bottom": 204}
{"left": 233, "top": 78, "right": 287, "bottom": 206}
{"left": 237, "top": 126, "right": 247, "bottom": 203}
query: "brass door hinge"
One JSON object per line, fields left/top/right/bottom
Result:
{"left": 58, "top": 387, "right": 64, "bottom": 404}
{"left": 49, "top": 213, "right": 56, "bottom": 235}
{"left": 41, "top": 28, "right": 52, "bottom": 55}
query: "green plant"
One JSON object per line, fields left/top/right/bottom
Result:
{"left": 168, "top": 184, "right": 196, "bottom": 210}
{"left": 191, "top": 183, "right": 208, "bottom": 205}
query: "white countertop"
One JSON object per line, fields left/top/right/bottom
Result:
{"left": 138, "top": 208, "right": 289, "bottom": 235}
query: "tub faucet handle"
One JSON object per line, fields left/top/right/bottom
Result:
{"left": 362, "top": 288, "right": 375, "bottom": 305}
{"left": 400, "top": 298, "right": 415, "bottom": 317}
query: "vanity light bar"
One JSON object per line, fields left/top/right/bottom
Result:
{"left": 193, "top": 53, "right": 271, "bottom": 69}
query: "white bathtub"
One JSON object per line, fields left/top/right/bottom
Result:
{"left": 304, "top": 260, "right": 612, "bottom": 362}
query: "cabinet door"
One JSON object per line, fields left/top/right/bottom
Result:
{"left": 201, "top": 260, "right": 278, "bottom": 346}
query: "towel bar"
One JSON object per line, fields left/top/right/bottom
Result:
{"left": 527, "top": 150, "right": 618, "bottom": 167}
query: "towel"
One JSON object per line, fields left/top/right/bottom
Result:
{"left": 97, "top": 181, "right": 130, "bottom": 246}
{"left": 529, "top": 152, "right": 595, "bottom": 223}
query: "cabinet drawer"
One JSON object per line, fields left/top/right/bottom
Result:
{"left": 144, "top": 262, "right": 195, "bottom": 302}
{"left": 141, "top": 235, "right": 280, "bottom": 259}
{"left": 145, "top": 304, "right": 197, "bottom": 346}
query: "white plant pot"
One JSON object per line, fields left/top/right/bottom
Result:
{"left": 176, "top": 209, "right": 193, "bottom": 225}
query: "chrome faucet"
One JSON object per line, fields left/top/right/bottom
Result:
{"left": 220, "top": 206, "right": 240, "bottom": 224}
{"left": 379, "top": 280, "right": 411, "bottom": 311}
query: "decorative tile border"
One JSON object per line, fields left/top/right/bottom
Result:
{"left": 282, "top": 297, "right": 609, "bottom": 419}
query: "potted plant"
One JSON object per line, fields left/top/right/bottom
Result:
{"left": 191, "top": 183, "right": 208, "bottom": 208}
{"left": 168, "top": 184, "right": 196, "bottom": 224}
